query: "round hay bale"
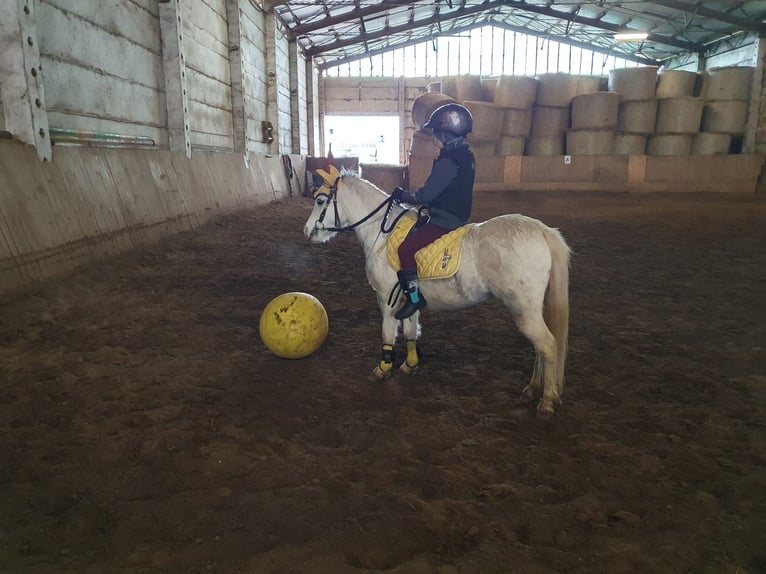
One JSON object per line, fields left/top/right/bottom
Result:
{"left": 526, "top": 135, "right": 564, "bottom": 156}
{"left": 530, "top": 105, "right": 570, "bottom": 136}
{"left": 700, "top": 66, "right": 755, "bottom": 101}
{"left": 656, "top": 70, "right": 699, "bottom": 98}
{"left": 409, "top": 128, "right": 440, "bottom": 158}
{"left": 617, "top": 100, "right": 658, "bottom": 134}
{"left": 441, "top": 75, "right": 491, "bottom": 102}
{"left": 501, "top": 107, "right": 533, "bottom": 137}
{"left": 655, "top": 97, "right": 703, "bottom": 134}
{"left": 701, "top": 100, "right": 749, "bottom": 135}
{"left": 566, "top": 129, "right": 614, "bottom": 155}
{"left": 412, "top": 93, "right": 456, "bottom": 129}
{"left": 469, "top": 139, "right": 497, "bottom": 157}
{"left": 647, "top": 134, "right": 692, "bottom": 156}
{"left": 495, "top": 135, "right": 526, "bottom": 155}
{"left": 570, "top": 92, "right": 619, "bottom": 129}
{"left": 608, "top": 66, "right": 659, "bottom": 101}
{"left": 534, "top": 73, "right": 575, "bottom": 107}
{"left": 692, "top": 132, "right": 732, "bottom": 155}
{"left": 464, "top": 101, "right": 504, "bottom": 141}
{"left": 494, "top": 76, "right": 539, "bottom": 109}
{"left": 613, "top": 133, "right": 647, "bottom": 155}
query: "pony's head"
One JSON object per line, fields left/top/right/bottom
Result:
{"left": 304, "top": 165, "right": 344, "bottom": 243}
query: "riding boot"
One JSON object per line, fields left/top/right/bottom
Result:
{"left": 395, "top": 269, "right": 427, "bottom": 320}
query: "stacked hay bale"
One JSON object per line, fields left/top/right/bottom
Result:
{"left": 695, "top": 66, "right": 755, "bottom": 155}
{"left": 441, "top": 75, "right": 499, "bottom": 157}
{"left": 649, "top": 68, "right": 703, "bottom": 155}
{"left": 610, "top": 66, "right": 658, "bottom": 155}
{"left": 493, "top": 76, "right": 538, "bottom": 155}
{"left": 567, "top": 92, "right": 619, "bottom": 154}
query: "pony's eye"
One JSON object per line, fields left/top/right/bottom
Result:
{"left": 315, "top": 196, "right": 326, "bottom": 206}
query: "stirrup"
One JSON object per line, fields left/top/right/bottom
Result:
{"left": 395, "top": 298, "right": 426, "bottom": 320}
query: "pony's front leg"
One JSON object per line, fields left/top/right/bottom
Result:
{"left": 398, "top": 315, "right": 420, "bottom": 375}
{"left": 371, "top": 306, "right": 400, "bottom": 380}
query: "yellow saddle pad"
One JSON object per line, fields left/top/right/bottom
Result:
{"left": 385, "top": 212, "right": 474, "bottom": 280}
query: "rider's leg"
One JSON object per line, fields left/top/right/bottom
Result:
{"left": 395, "top": 224, "right": 450, "bottom": 320}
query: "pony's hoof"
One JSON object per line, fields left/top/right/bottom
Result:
{"left": 536, "top": 398, "right": 560, "bottom": 418}
{"left": 399, "top": 362, "right": 419, "bottom": 375}
{"left": 371, "top": 366, "right": 393, "bottom": 381}
{"left": 520, "top": 385, "right": 539, "bottom": 403}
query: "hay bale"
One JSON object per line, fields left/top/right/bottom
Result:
{"left": 655, "top": 97, "right": 703, "bottom": 134}
{"left": 495, "top": 135, "right": 526, "bottom": 155}
{"left": 570, "top": 92, "right": 619, "bottom": 129}
{"left": 469, "top": 139, "right": 497, "bottom": 157}
{"left": 656, "top": 70, "right": 699, "bottom": 98}
{"left": 608, "top": 66, "right": 659, "bottom": 101}
{"left": 535, "top": 73, "right": 601, "bottom": 106}
{"left": 409, "top": 128, "right": 440, "bottom": 158}
{"left": 701, "top": 100, "right": 750, "bottom": 135}
{"left": 464, "top": 101, "right": 504, "bottom": 141}
{"left": 494, "top": 76, "right": 539, "bottom": 109}
{"left": 501, "top": 108, "right": 533, "bottom": 137}
{"left": 692, "top": 132, "right": 732, "bottom": 155}
{"left": 566, "top": 129, "right": 614, "bottom": 155}
{"left": 530, "top": 105, "right": 570, "bottom": 136}
{"left": 526, "top": 135, "right": 565, "bottom": 156}
{"left": 441, "top": 75, "right": 491, "bottom": 102}
{"left": 700, "top": 66, "right": 755, "bottom": 101}
{"left": 613, "top": 133, "right": 647, "bottom": 155}
{"left": 647, "top": 134, "right": 692, "bottom": 156}
{"left": 617, "top": 100, "right": 658, "bottom": 134}
{"left": 481, "top": 77, "right": 499, "bottom": 102}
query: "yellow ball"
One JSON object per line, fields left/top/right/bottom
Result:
{"left": 259, "top": 292, "right": 329, "bottom": 359}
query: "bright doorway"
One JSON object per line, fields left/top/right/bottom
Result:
{"left": 324, "top": 115, "right": 400, "bottom": 165}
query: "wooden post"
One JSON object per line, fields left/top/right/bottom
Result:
{"left": 159, "top": 0, "right": 192, "bottom": 158}
{"left": 0, "top": 0, "right": 51, "bottom": 161}
{"left": 226, "top": 0, "right": 247, "bottom": 154}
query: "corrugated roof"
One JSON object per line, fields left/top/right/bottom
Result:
{"left": 270, "top": 1, "right": 766, "bottom": 70}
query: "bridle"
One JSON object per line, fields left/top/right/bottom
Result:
{"left": 312, "top": 176, "right": 412, "bottom": 234}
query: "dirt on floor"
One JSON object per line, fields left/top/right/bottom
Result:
{"left": 1, "top": 190, "right": 765, "bottom": 574}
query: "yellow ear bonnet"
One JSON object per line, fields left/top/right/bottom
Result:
{"left": 313, "top": 165, "right": 341, "bottom": 197}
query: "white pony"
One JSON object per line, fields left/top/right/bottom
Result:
{"left": 304, "top": 168, "right": 571, "bottom": 416}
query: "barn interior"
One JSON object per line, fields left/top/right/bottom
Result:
{"left": 1, "top": 3, "right": 766, "bottom": 573}
{"left": 1, "top": 0, "right": 766, "bottom": 293}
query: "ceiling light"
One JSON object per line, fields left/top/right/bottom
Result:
{"left": 614, "top": 32, "right": 649, "bottom": 42}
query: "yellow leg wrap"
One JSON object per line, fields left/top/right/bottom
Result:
{"left": 379, "top": 344, "right": 394, "bottom": 372}
{"left": 406, "top": 340, "right": 419, "bottom": 368}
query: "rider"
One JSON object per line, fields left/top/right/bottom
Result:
{"left": 390, "top": 102, "right": 476, "bottom": 320}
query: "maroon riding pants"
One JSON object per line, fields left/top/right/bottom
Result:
{"left": 397, "top": 223, "right": 452, "bottom": 269}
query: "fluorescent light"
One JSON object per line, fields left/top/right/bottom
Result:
{"left": 614, "top": 32, "right": 649, "bottom": 41}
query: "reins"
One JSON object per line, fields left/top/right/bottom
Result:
{"left": 314, "top": 176, "right": 413, "bottom": 234}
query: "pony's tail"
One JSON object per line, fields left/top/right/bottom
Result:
{"left": 542, "top": 227, "right": 571, "bottom": 392}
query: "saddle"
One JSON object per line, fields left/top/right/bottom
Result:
{"left": 385, "top": 212, "right": 474, "bottom": 280}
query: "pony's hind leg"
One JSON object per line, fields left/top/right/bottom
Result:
{"left": 515, "top": 314, "right": 560, "bottom": 417}
{"left": 372, "top": 302, "right": 400, "bottom": 380}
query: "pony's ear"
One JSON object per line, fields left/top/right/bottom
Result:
{"left": 315, "top": 168, "right": 335, "bottom": 186}
{"left": 329, "top": 165, "right": 341, "bottom": 180}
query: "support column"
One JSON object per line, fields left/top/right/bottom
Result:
{"left": 226, "top": 0, "right": 248, "bottom": 154}
{"left": 0, "top": 0, "right": 51, "bottom": 161}
{"left": 743, "top": 35, "right": 766, "bottom": 154}
{"left": 160, "top": 0, "right": 192, "bottom": 158}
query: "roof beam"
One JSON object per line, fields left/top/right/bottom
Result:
{"left": 643, "top": 0, "right": 766, "bottom": 33}
{"left": 497, "top": 1, "right": 705, "bottom": 53}
{"left": 305, "top": 1, "right": 503, "bottom": 57}
{"left": 305, "top": 0, "right": 703, "bottom": 59}
{"left": 316, "top": 18, "right": 659, "bottom": 71}
{"left": 288, "top": 0, "right": 418, "bottom": 39}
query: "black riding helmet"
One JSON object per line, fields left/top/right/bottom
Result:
{"left": 423, "top": 103, "right": 473, "bottom": 141}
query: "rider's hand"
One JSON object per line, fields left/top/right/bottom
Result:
{"left": 391, "top": 187, "right": 405, "bottom": 201}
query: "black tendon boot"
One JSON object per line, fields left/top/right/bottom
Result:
{"left": 395, "top": 269, "right": 427, "bottom": 320}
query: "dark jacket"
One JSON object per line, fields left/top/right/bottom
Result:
{"left": 402, "top": 141, "right": 475, "bottom": 229}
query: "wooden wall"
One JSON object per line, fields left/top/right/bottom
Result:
{"left": 0, "top": 140, "right": 305, "bottom": 296}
